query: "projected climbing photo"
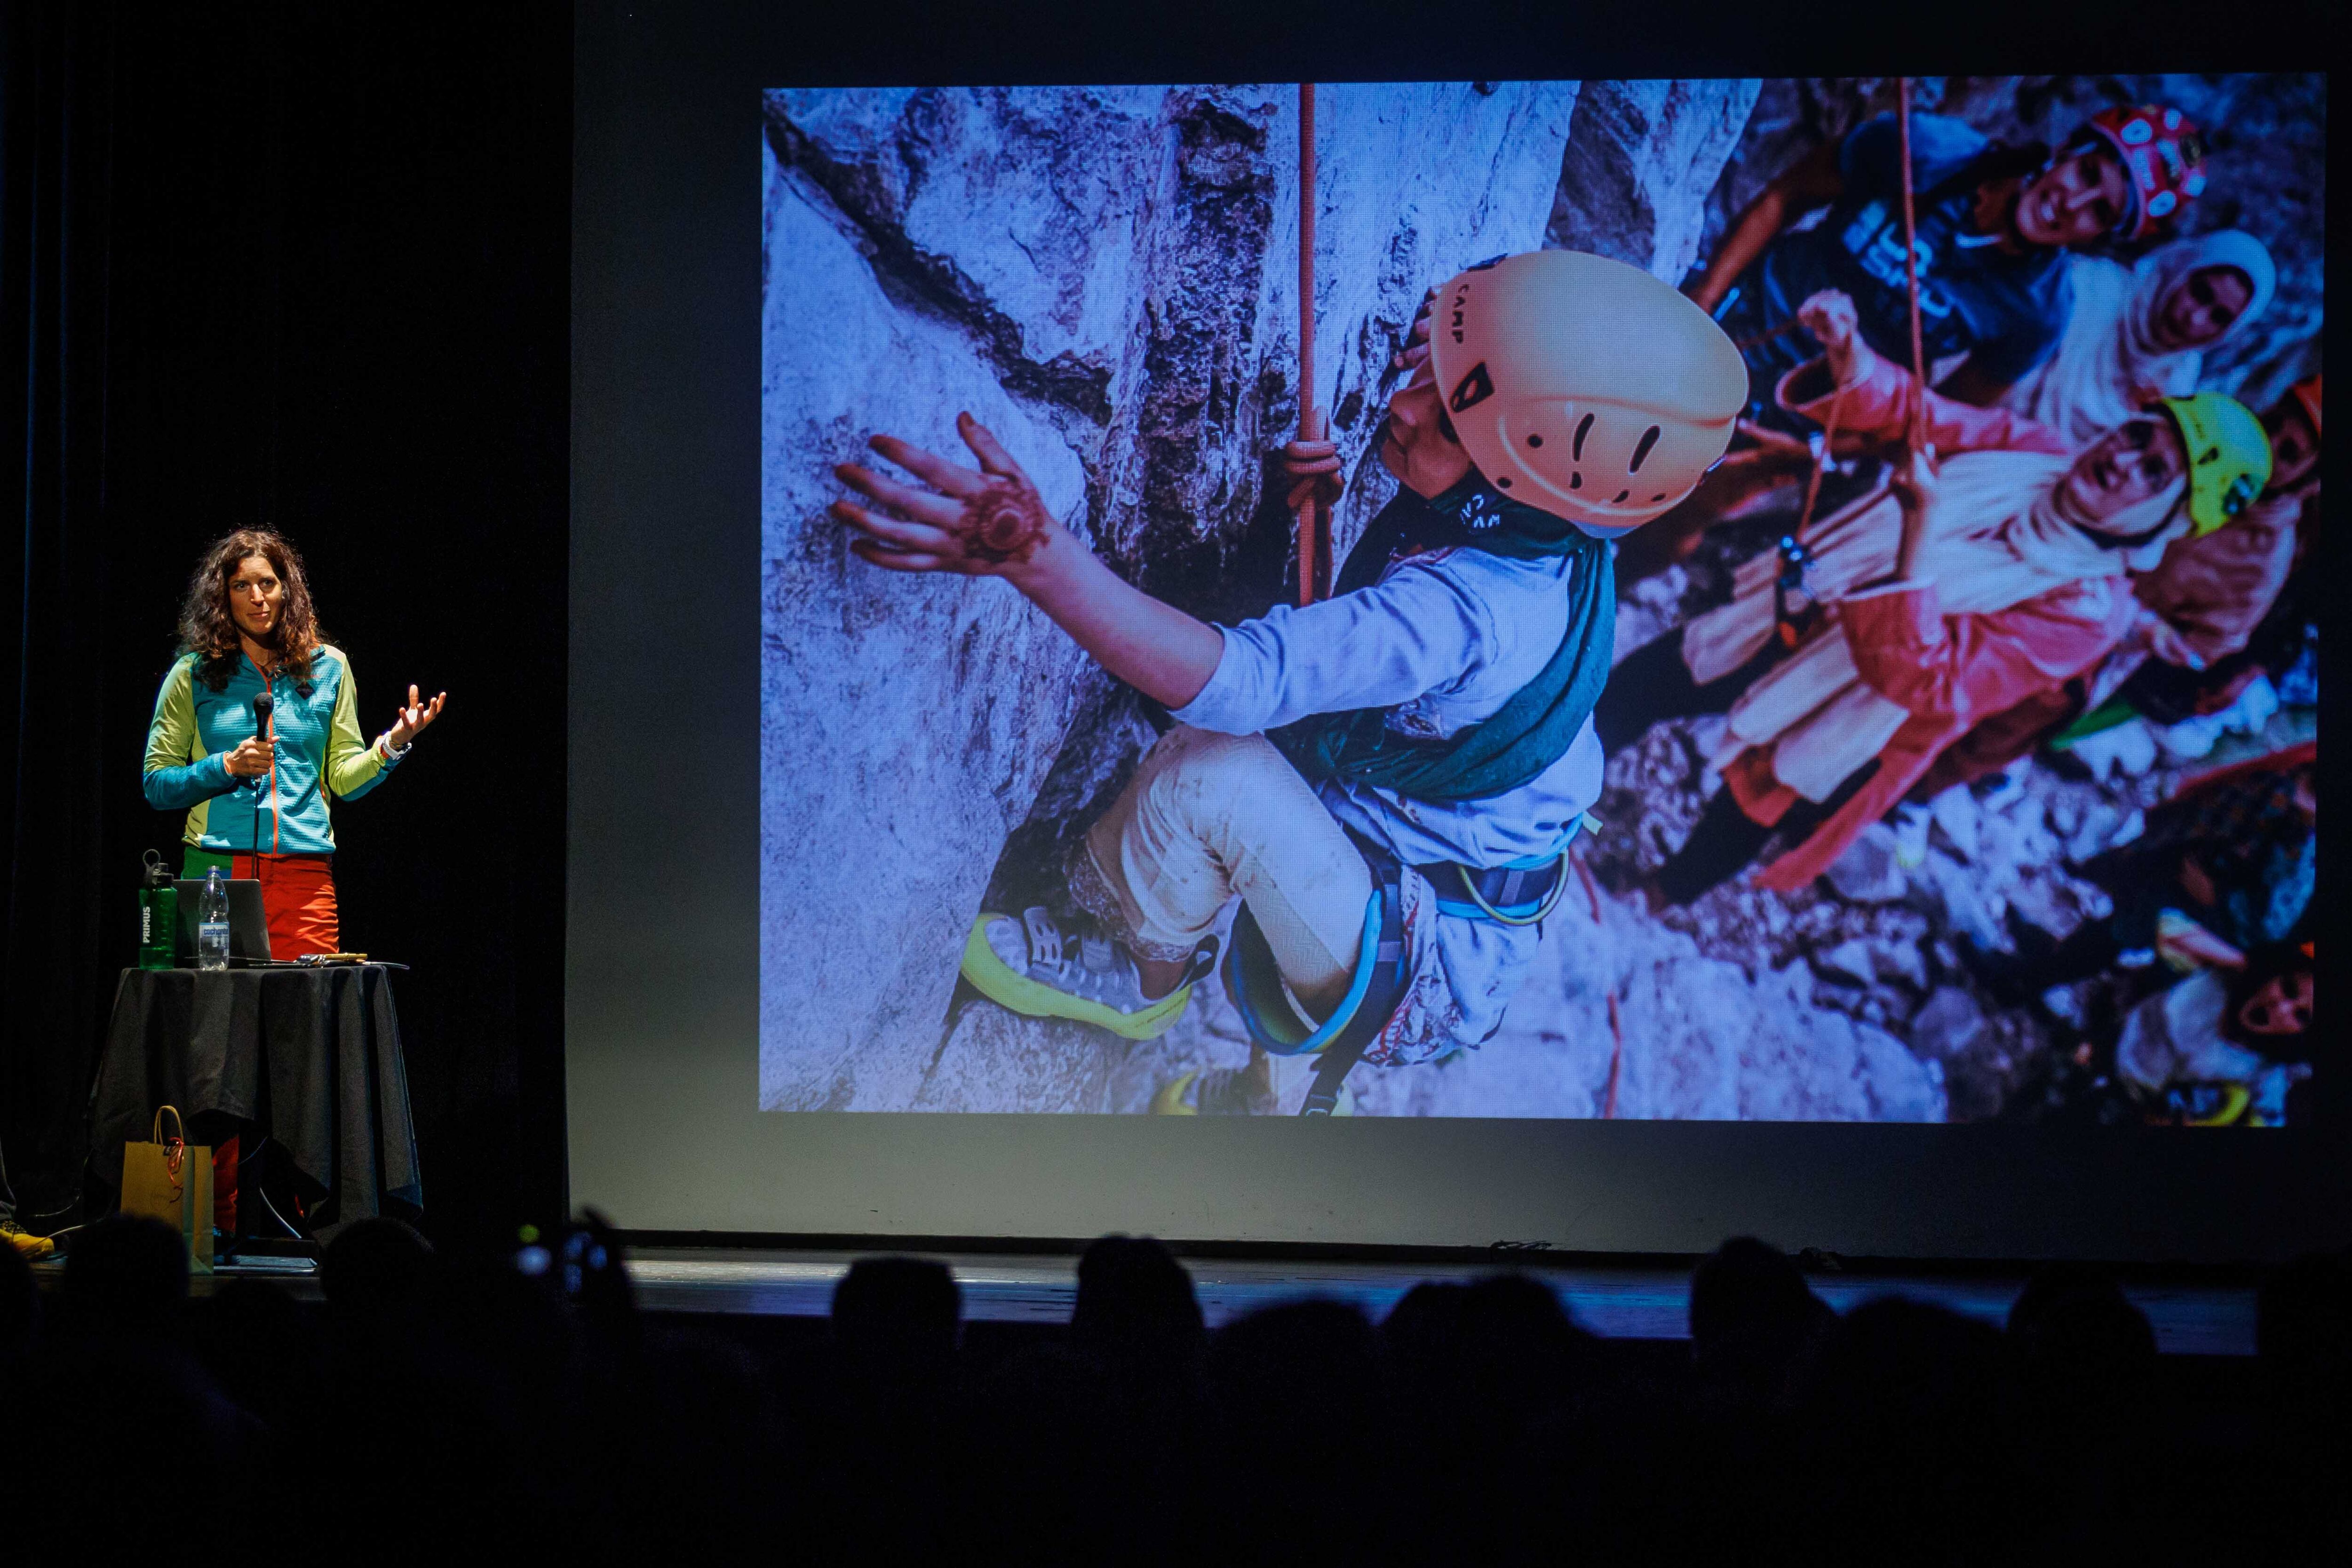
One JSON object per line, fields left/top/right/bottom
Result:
{"left": 760, "top": 78, "right": 2324, "bottom": 1122}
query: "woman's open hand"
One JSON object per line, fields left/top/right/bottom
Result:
{"left": 385, "top": 685, "right": 446, "bottom": 749}
{"left": 834, "top": 414, "right": 1061, "bottom": 579}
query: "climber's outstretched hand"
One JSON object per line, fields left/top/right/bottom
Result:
{"left": 832, "top": 410, "right": 1224, "bottom": 709}
{"left": 833, "top": 413, "right": 1062, "bottom": 578}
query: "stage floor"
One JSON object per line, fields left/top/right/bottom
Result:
{"left": 145, "top": 1245, "right": 2255, "bottom": 1355}
{"left": 620, "top": 1247, "right": 2261, "bottom": 1357}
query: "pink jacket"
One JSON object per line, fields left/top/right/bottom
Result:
{"left": 1774, "top": 352, "right": 2070, "bottom": 461}
{"left": 1732, "top": 355, "right": 2136, "bottom": 893}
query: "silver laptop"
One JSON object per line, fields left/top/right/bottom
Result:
{"left": 172, "top": 878, "right": 274, "bottom": 965}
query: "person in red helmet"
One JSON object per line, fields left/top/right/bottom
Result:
{"left": 2079, "top": 104, "right": 2210, "bottom": 242}
{"left": 1691, "top": 101, "right": 2207, "bottom": 420}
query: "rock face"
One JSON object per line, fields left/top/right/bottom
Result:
{"left": 760, "top": 84, "right": 1579, "bottom": 1109}
{"left": 1700, "top": 74, "right": 2326, "bottom": 408}
{"left": 1549, "top": 80, "right": 1763, "bottom": 283}
{"left": 1348, "top": 870, "right": 1943, "bottom": 1122}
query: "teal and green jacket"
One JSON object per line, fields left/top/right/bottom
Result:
{"left": 143, "top": 646, "right": 402, "bottom": 856}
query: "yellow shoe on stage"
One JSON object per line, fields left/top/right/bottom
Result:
{"left": 2, "top": 1222, "right": 54, "bottom": 1260}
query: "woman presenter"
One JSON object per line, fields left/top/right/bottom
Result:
{"left": 142, "top": 529, "right": 445, "bottom": 959}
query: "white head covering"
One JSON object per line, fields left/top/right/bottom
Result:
{"left": 2004, "top": 230, "right": 2278, "bottom": 448}
{"left": 1879, "top": 443, "right": 2188, "bottom": 617}
{"left": 1703, "top": 446, "right": 2190, "bottom": 804}
{"left": 1682, "top": 438, "right": 2189, "bottom": 691}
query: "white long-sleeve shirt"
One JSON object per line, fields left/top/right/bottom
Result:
{"left": 1171, "top": 544, "right": 1604, "bottom": 1062}
{"left": 1174, "top": 545, "right": 1605, "bottom": 867}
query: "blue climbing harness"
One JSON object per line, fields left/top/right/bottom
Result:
{"left": 1222, "top": 822, "right": 1588, "bottom": 1114}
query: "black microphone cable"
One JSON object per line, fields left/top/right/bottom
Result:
{"left": 250, "top": 687, "right": 275, "bottom": 939}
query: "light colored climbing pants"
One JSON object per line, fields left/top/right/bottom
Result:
{"left": 1076, "top": 725, "right": 1372, "bottom": 1004}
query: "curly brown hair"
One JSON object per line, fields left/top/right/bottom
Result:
{"left": 176, "top": 529, "right": 330, "bottom": 691}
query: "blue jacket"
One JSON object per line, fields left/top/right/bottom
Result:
{"left": 1719, "top": 112, "right": 2074, "bottom": 418}
{"left": 143, "top": 646, "right": 403, "bottom": 855}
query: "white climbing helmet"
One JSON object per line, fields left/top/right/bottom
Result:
{"left": 1427, "top": 250, "right": 1748, "bottom": 537}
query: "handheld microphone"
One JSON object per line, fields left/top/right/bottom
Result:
{"left": 246, "top": 691, "right": 274, "bottom": 792}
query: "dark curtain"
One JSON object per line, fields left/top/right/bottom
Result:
{"left": 1, "top": 2, "right": 570, "bottom": 1243}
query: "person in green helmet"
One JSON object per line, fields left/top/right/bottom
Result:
{"left": 1592, "top": 287, "right": 2267, "bottom": 909}
{"left": 1901, "top": 372, "right": 2307, "bottom": 803}
{"left": 2120, "top": 374, "right": 2322, "bottom": 712}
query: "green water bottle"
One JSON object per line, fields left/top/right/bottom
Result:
{"left": 137, "top": 849, "right": 178, "bottom": 970}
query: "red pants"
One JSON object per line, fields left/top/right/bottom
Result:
{"left": 185, "top": 847, "right": 340, "bottom": 957}
{"left": 253, "top": 860, "right": 336, "bottom": 959}
{"left": 249, "top": 853, "right": 339, "bottom": 958}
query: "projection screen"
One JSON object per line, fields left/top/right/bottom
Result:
{"left": 568, "top": 0, "right": 2342, "bottom": 1256}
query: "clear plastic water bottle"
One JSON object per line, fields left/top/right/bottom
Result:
{"left": 197, "top": 868, "right": 231, "bottom": 972}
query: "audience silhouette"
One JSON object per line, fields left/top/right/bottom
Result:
{"left": 1, "top": 1222, "right": 2343, "bottom": 1564}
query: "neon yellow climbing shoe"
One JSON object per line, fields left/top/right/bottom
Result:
{"left": 961, "top": 909, "right": 1211, "bottom": 1042}
{"left": 1149, "top": 1056, "right": 1354, "bottom": 1116}
{"left": 1150, "top": 1072, "right": 1207, "bottom": 1115}
{"left": 2179, "top": 1082, "right": 2253, "bottom": 1127}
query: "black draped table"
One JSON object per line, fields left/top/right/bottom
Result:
{"left": 90, "top": 965, "right": 423, "bottom": 1232}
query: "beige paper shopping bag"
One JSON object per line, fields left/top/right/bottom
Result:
{"left": 119, "top": 1105, "right": 214, "bottom": 1273}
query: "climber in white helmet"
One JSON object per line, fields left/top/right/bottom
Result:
{"left": 834, "top": 250, "right": 1746, "bottom": 1114}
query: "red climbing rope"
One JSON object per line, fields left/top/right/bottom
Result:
{"left": 1791, "top": 81, "right": 1929, "bottom": 541}
{"left": 1603, "top": 994, "right": 1624, "bottom": 1119}
{"left": 1794, "top": 385, "right": 1846, "bottom": 536}
{"left": 1296, "top": 82, "right": 1324, "bottom": 607}
{"left": 1896, "top": 78, "right": 1930, "bottom": 454}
